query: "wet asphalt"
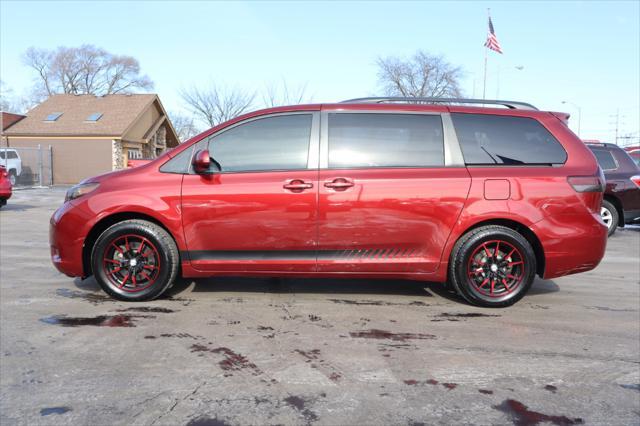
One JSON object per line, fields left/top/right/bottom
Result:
{"left": 1, "top": 187, "right": 639, "bottom": 426}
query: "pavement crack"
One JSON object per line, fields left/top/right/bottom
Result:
{"left": 150, "top": 381, "right": 206, "bottom": 425}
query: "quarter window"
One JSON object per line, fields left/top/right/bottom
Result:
{"left": 452, "top": 114, "right": 567, "bottom": 165}
{"left": 205, "top": 114, "right": 312, "bottom": 172}
{"left": 328, "top": 113, "right": 445, "bottom": 168}
{"left": 590, "top": 148, "right": 618, "bottom": 170}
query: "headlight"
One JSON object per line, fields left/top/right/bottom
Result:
{"left": 65, "top": 183, "right": 99, "bottom": 202}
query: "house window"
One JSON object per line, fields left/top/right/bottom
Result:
{"left": 85, "top": 113, "right": 103, "bottom": 122}
{"left": 44, "top": 112, "right": 63, "bottom": 122}
{"left": 128, "top": 149, "right": 142, "bottom": 160}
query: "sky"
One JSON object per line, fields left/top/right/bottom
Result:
{"left": 1, "top": 0, "right": 638, "bottom": 144}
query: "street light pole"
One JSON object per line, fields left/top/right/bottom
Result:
{"left": 562, "top": 100, "right": 582, "bottom": 137}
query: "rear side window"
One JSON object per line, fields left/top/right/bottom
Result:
{"left": 207, "top": 114, "right": 312, "bottom": 172}
{"left": 452, "top": 114, "right": 567, "bottom": 165}
{"left": 328, "top": 113, "right": 444, "bottom": 168}
{"left": 590, "top": 148, "right": 618, "bottom": 170}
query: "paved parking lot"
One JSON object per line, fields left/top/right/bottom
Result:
{"left": 1, "top": 187, "right": 639, "bottom": 426}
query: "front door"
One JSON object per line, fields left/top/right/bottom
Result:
{"left": 181, "top": 112, "right": 320, "bottom": 272}
{"left": 316, "top": 111, "right": 471, "bottom": 274}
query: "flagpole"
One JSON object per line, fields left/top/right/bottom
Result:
{"left": 482, "top": 8, "right": 489, "bottom": 100}
{"left": 482, "top": 42, "right": 488, "bottom": 100}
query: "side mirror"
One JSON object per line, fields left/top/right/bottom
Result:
{"left": 192, "top": 149, "right": 211, "bottom": 174}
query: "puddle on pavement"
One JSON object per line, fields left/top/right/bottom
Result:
{"left": 186, "top": 417, "right": 231, "bottom": 426}
{"left": 544, "top": 385, "right": 558, "bottom": 393}
{"left": 40, "top": 406, "right": 71, "bottom": 416}
{"left": 284, "top": 395, "right": 319, "bottom": 423}
{"left": 40, "top": 314, "right": 152, "bottom": 327}
{"left": 349, "top": 329, "right": 436, "bottom": 341}
{"left": 493, "top": 399, "right": 584, "bottom": 425}
{"left": 479, "top": 389, "right": 494, "bottom": 395}
{"left": 620, "top": 383, "right": 640, "bottom": 391}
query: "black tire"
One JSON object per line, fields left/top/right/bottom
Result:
{"left": 91, "top": 219, "right": 179, "bottom": 301}
{"left": 0, "top": 198, "right": 5, "bottom": 208}
{"left": 601, "top": 200, "right": 619, "bottom": 237}
{"left": 449, "top": 225, "right": 537, "bottom": 308}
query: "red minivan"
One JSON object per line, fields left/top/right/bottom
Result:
{"left": 50, "top": 98, "right": 607, "bottom": 307}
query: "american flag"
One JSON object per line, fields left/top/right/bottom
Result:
{"left": 484, "top": 16, "right": 503, "bottom": 54}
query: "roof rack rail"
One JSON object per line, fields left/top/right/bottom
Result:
{"left": 339, "top": 97, "right": 538, "bottom": 111}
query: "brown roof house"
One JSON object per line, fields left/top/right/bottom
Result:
{"left": 2, "top": 94, "right": 179, "bottom": 184}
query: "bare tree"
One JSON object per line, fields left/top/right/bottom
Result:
{"left": 22, "top": 45, "right": 153, "bottom": 97}
{"left": 0, "top": 80, "right": 32, "bottom": 113}
{"left": 169, "top": 111, "right": 201, "bottom": 142}
{"left": 262, "top": 80, "right": 311, "bottom": 108}
{"left": 180, "top": 84, "right": 255, "bottom": 128}
{"left": 376, "top": 51, "right": 463, "bottom": 98}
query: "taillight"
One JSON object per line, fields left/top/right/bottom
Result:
{"left": 630, "top": 175, "right": 640, "bottom": 189}
{"left": 567, "top": 176, "right": 604, "bottom": 193}
{"left": 567, "top": 168, "right": 605, "bottom": 215}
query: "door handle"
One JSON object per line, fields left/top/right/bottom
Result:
{"left": 283, "top": 179, "right": 313, "bottom": 191}
{"left": 324, "top": 178, "right": 354, "bottom": 191}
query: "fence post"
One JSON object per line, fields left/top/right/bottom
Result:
{"left": 38, "top": 144, "right": 43, "bottom": 187}
{"left": 49, "top": 145, "right": 53, "bottom": 186}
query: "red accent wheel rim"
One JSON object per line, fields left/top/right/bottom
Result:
{"left": 467, "top": 240, "right": 525, "bottom": 298}
{"left": 102, "top": 234, "right": 161, "bottom": 293}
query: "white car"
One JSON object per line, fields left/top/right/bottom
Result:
{"left": 0, "top": 149, "right": 22, "bottom": 185}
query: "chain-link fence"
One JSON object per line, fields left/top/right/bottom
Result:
{"left": 0, "top": 146, "right": 53, "bottom": 187}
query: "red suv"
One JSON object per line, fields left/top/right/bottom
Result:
{"left": 50, "top": 98, "right": 607, "bottom": 307}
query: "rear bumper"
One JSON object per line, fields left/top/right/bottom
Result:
{"left": 532, "top": 212, "right": 608, "bottom": 279}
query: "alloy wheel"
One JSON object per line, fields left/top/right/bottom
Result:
{"left": 467, "top": 240, "right": 525, "bottom": 298}
{"left": 102, "top": 234, "right": 161, "bottom": 293}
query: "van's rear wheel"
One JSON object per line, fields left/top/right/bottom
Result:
{"left": 92, "top": 220, "right": 179, "bottom": 301}
{"left": 449, "top": 225, "right": 536, "bottom": 308}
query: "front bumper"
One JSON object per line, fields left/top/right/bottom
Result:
{"left": 50, "top": 201, "right": 89, "bottom": 277}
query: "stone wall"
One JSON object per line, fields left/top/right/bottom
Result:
{"left": 112, "top": 139, "right": 124, "bottom": 170}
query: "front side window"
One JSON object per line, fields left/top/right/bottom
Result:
{"left": 205, "top": 114, "right": 312, "bottom": 173}
{"left": 590, "top": 148, "right": 618, "bottom": 170}
{"left": 328, "top": 113, "right": 444, "bottom": 168}
{"left": 452, "top": 114, "right": 567, "bottom": 165}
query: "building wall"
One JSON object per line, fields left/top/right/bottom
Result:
{"left": 124, "top": 102, "right": 161, "bottom": 141}
{"left": 6, "top": 137, "right": 113, "bottom": 184}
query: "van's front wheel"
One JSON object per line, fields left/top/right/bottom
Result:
{"left": 449, "top": 225, "right": 536, "bottom": 308}
{"left": 91, "top": 220, "right": 179, "bottom": 301}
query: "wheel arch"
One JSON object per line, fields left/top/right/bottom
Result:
{"left": 602, "top": 194, "right": 623, "bottom": 228}
{"left": 82, "top": 211, "right": 180, "bottom": 277}
{"left": 452, "top": 218, "right": 545, "bottom": 278}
